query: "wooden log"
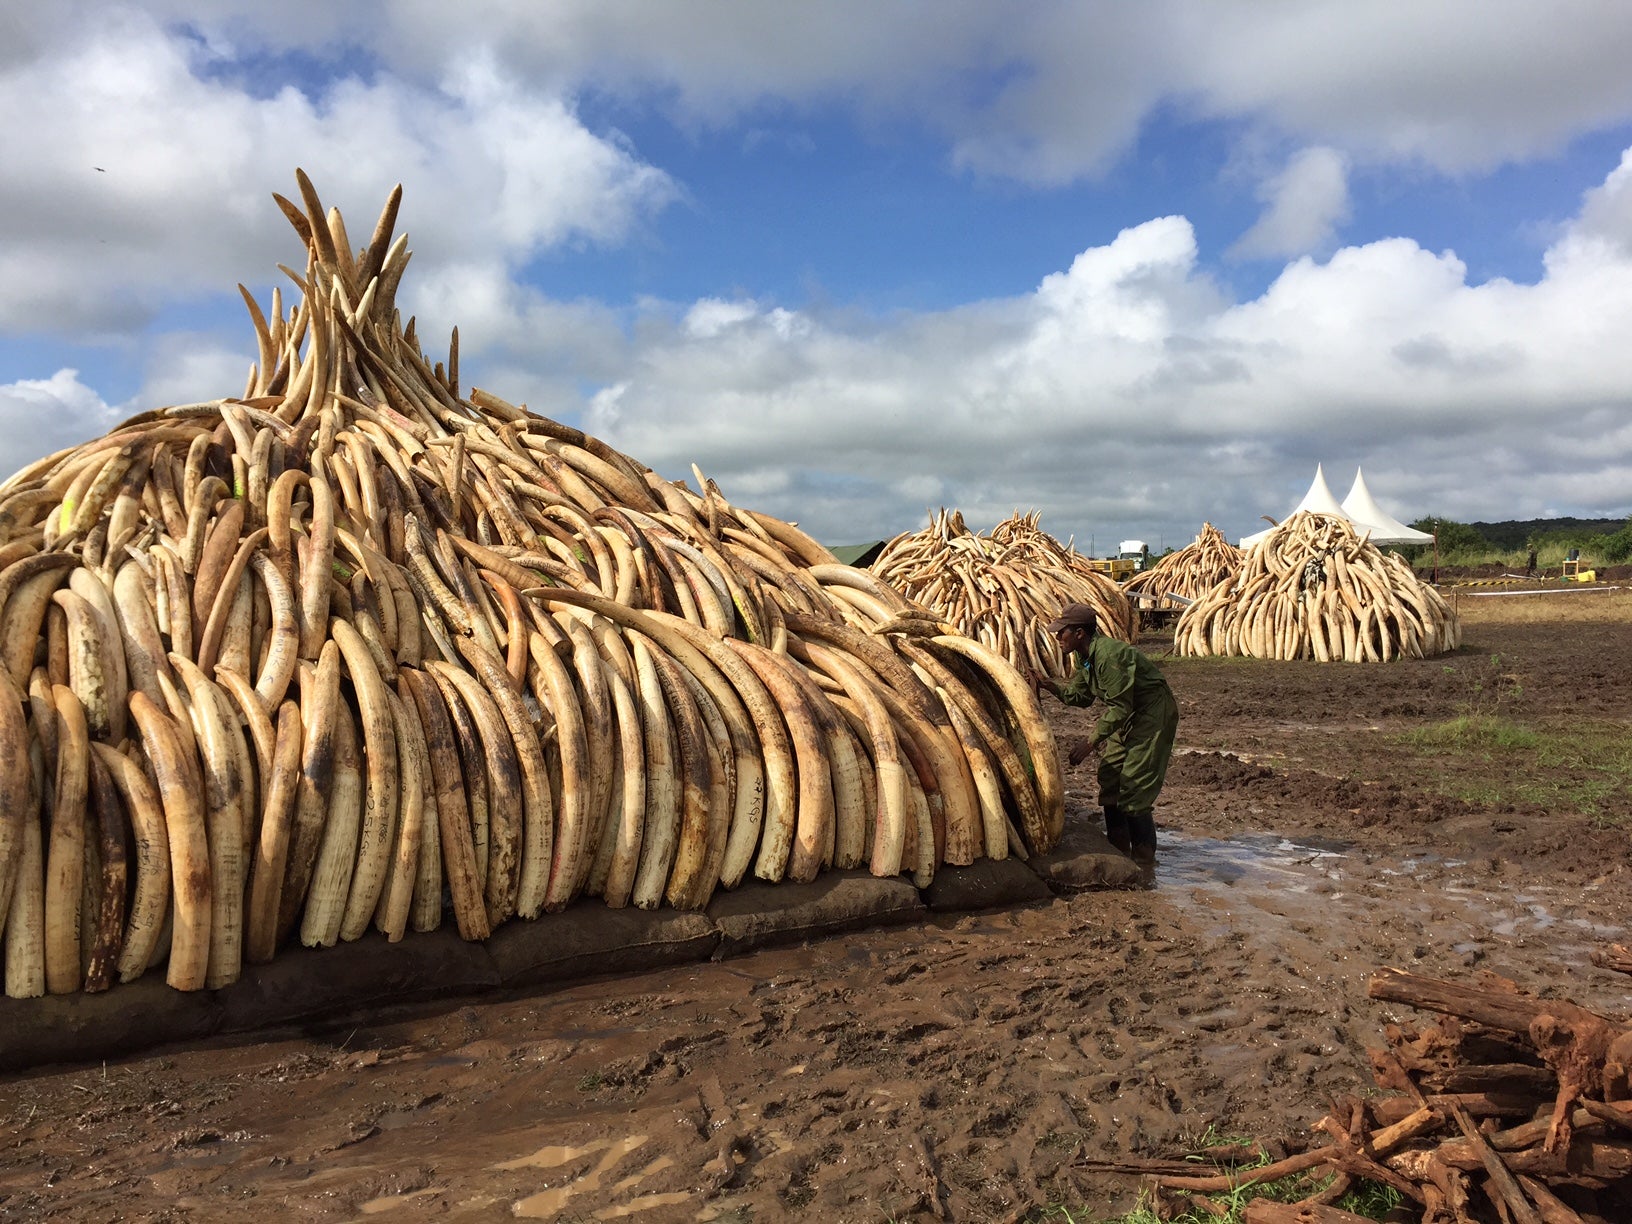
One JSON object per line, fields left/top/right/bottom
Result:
{"left": 1589, "top": 944, "right": 1632, "bottom": 977}
{"left": 1430, "top": 1064, "right": 1559, "bottom": 1097}
{"left": 1426, "top": 1091, "right": 1552, "bottom": 1119}
{"left": 1294, "top": 1171, "right": 1352, "bottom": 1210}
{"left": 1424, "top": 1152, "right": 1475, "bottom": 1223}
{"left": 1368, "top": 1105, "right": 1444, "bottom": 1152}
{"left": 1075, "top": 1155, "right": 1258, "bottom": 1178}
{"left": 1579, "top": 1098, "right": 1632, "bottom": 1137}
{"left": 1313, "top": 1113, "right": 1426, "bottom": 1205}
{"left": 1369, "top": 968, "right": 1628, "bottom": 1041}
{"left": 1368, "top": 1045, "right": 1429, "bottom": 1107}
{"left": 1370, "top": 1089, "right": 1544, "bottom": 1126}
{"left": 1516, "top": 1174, "right": 1589, "bottom": 1224}
{"left": 1450, "top": 1103, "right": 1544, "bottom": 1224}
{"left": 1242, "top": 1201, "right": 1377, "bottom": 1224}
{"left": 1367, "top": 1096, "right": 1421, "bottom": 1128}
{"left": 1433, "top": 1136, "right": 1632, "bottom": 1186}
{"left": 1485, "top": 1100, "right": 1632, "bottom": 1152}
{"left": 1098, "top": 1146, "right": 1333, "bottom": 1193}
{"left": 1374, "top": 968, "right": 1628, "bottom": 1155}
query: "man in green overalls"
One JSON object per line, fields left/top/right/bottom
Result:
{"left": 1029, "top": 602, "right": 1178, "bottom": 864}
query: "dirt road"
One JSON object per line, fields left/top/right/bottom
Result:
{"left": 2, "top": 591, "right": 1628, "bottom": 1222}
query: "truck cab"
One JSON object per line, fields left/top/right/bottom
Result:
{"left": 1117, "top": 540, "right": 1151, "bottom": 571}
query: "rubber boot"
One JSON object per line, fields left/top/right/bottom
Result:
{"left": 1102, "top": 805, "right": 1132, "bottom": 854}
{"left": 1127, "top": 810, "right": 1158, "bottom": 866}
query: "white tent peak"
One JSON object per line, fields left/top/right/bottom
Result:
{"left": 1292, "top": 463, "right": 1347, "bottom": 517}
{"left": 1340, "top": 468, "right": 1434, "bottom": 546}
{"left": 1239, "top": 463, "right": 1350, "bottom": 547}
{"left": 1240, "top": 464, "right": 1432, "bottom": 548}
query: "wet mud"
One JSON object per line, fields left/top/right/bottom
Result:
{"left": 2, "top": 608, "right": 1629, "bottom": 1222}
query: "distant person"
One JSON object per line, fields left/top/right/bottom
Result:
{"left": 1026, "top": 603, "right": 1178, "bottom": 868}
{"left": 1526, "top": 546, "right": 1537, "bottom": 576}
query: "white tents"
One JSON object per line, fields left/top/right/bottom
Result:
{"left": 1240, "top": 465, "right": 1433, "bottom": 548}
{"left": 1339, "top": 468, "right": 1433, "bottom": 546}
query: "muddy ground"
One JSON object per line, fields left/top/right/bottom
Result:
{"left": 2, "top": 586, "right": 1629, "bottom": 1223}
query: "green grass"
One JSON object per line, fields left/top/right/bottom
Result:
{"left": 1402, "top": 713, "right": 1537, "bottom": 753}
{"left": 1395, "top": 714, "right": 1632, "bottom": 818}
{"left": 1021, "top": 1153, "right": 1403, "bottom": 1223}
{"left": 1025, "top": 1176, "right": 1401, "bottom": 1223}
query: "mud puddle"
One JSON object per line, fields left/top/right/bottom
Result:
{"left": 1150, "top": 830, "right": 1625, "bottom": 1003}
{"left": 1155, "top": 830, "right": 1350, "bottom": 891}
{"left": 4, "top": 835, "right": 1624, "bottom": 1224}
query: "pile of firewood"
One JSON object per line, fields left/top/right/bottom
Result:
{"left": 1084, "top": 966, "right": 1632, "bottom": 1222}
{"left": 869, "top": 508, "right": 1134, "bottom": 681}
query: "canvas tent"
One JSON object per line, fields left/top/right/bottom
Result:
{"left": 1339, "top": 468, "right": 1433, "bottom": 546}
{"left": 828, "top": 540, "right": 888, "bottom": 567}
{"left": 1240, "top": 464, "right": 1433, "bottom": 548}
{"left": 1239, "top": 463, "right": 1347, "bottom": 548}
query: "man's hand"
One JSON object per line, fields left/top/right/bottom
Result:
{"left": 1068, "top": 737, "right": 1099, "bottom": 767}
{"left": 1023, "top": 667, "right": 1050, "bottom": 700}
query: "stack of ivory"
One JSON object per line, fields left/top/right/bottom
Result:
{"left": 869, "top": 509, "right": 1135, "bottom": 682}
{"left": 1122, "top": 522, "right": 1242, "bottom": 603}
{"left": 0, "top": 173, "right": 1065, "bottom": 1000}
{"left": 1172, "top": 511, "right": 1460, "bottom": 662}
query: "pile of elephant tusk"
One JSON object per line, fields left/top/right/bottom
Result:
{"left": 1122, "top": 522, "right": 1242, "bottom": 604}
{"left": 1172, "top": 511, "right": 1461, "bottom": 662}
{"left": 0, "top": 172, "right": 1064, "bottom": 1000}
{"left": 869, "top": 509, "right": 1136, "bottom": 684}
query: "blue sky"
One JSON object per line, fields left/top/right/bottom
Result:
{"left": 4, "top": 2, "right": 1632, "bottom": 551}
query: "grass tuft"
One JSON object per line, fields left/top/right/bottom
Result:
{"left": 1063, "top": 1170, "right": 1402, "bottom": 1223}
{"left": 1403, "top": 714, "right": 1537, "bottom": 752}
{"left": 1395, "top": 715, "right": 1632, "bottom": 818}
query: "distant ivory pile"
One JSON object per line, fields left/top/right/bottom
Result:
{"left": 1123, "top": 522, "right": 1242, "bottom": 603}
{"left": 0, "top": 174, "right": 1064, "bottom": 1000}
{"left": 1173, "top": 512, "right": 1460, "bottom": 662}
{"left": 869, "top": 510, "right": 1136, "bottom": 682}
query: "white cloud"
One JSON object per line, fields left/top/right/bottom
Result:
{"left": 1573, "top": 147, "right": 1632, "bottom": 256}
{"left": 4, "top": 5, "right": 1632, "bottom": 547}
{"left": 367, "top": 1, "right": 1632, "bottom": 184}
{"left": 133, "top": 333, "right": 262, "bottom": 413}
{"left": 64, "top": 1, "right": 1632, "bottom": 187}
{"left": 565, "top": 152, "right": 1632, "bottom": 544}
{"left": 0, "top": 7, "right": 674, "bottom": 337}
{"left": 684, "top": 299, "right": 761, "bottom": 339}
{"left": 1182, "top": 3, "right": 1632, "bottom": 174}
{"left": 0, "top": 371, "right": 121, "bottom": 479}
{"left": 1230, "top": 147, "right": 1351, "bottom": 260}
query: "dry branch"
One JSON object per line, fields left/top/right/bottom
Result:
{"left": 1113, "top": 968, "right": 1632, "bottom": 1220}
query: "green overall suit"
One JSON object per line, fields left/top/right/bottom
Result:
{"left": 1056, "top": 633, "right": 1179, "bottom": 857}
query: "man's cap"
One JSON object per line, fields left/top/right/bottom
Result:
{"left": 1045, "top": 603, "right": 1097, "bottom": 633}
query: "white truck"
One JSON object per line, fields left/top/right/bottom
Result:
{"left": 1117, "top": 540, "right": 1151, "bottom": 570}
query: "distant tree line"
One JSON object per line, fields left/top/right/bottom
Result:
{"left": 1401, "top": 516, "right": 1632, "bottom": 566}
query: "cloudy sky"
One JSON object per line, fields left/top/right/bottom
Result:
{"left": 4, "top": 2, "right": 1632, "bottom": 552}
